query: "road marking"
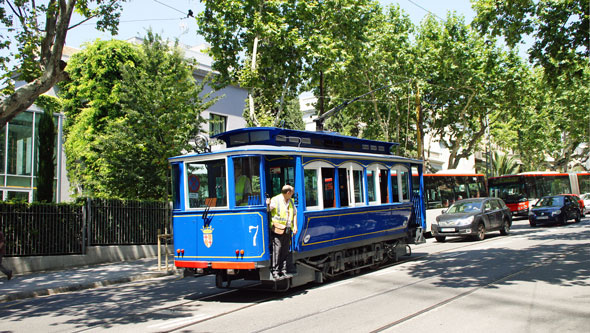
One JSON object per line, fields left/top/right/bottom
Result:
{"left": 147, "top": 314, "right": 210, "bottom": 330}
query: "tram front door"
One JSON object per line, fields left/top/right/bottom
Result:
{"left": 265, "top": 156, "right": 296, "bottom": 198}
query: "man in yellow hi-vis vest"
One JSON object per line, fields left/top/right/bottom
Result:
{"left": 267, "top": 184, "right": 297, "bottom": 279}
{"left": 235, "top": 163, "right": 252, "bottom": 206}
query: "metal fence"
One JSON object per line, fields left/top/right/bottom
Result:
{"left": 0, "top": 199, "right": 171, "bottom": 257}
{"left": 87, "top": 199, "right": 170, "bottom": 246}
{"left": 0, "top": 203, "right": 83, "bottom": 256}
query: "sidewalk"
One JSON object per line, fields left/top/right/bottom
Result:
{"left": 0, "top": 258, "right": 179, "bottom": 303}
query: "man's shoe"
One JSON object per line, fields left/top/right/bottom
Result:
{"left": 7, "top": 270, "right": 12, "bottom": 281}
{"left": 271, "top": 272, "right": 281, "bottom": 280}
{"left": 281, "top": 271, "right": 292, "bottom": 278}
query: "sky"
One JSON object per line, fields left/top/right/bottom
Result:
{"left": 65, "top": 0, "right": 477, "bottom": 49}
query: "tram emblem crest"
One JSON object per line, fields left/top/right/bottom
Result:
{"left": 202, "top": 226, "right": 214, "bottom": 248}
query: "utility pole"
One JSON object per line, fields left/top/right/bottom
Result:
{"left": 415, "top": 80, "right": 424, "bottom": 160}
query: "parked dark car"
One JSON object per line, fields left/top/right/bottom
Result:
{"left": 529, "top": 195, "right": 581, "bottom": 227}
{"left": 432, "top": 197, "right": 512, "bottom": 242}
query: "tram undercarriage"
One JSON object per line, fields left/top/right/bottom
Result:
{"left": 186, "top": 237, "right": 413, "bottom": 291}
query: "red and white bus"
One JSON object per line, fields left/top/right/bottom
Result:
{"left": 413, "top": 170, "right": 488, "bottom": 236}
{"left": 488, "top": 172, "right": 590, "bottom": 217}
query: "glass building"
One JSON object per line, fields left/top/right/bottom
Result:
{"left": 0, "top": 107, "right": 66, "bottom": 202}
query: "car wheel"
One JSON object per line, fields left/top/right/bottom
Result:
{"left": 474, "top": 223, "right": 485, "bottom": 241}
{"left": 575, "top": 211, "right": 581, "bottom": 223}
{"left": 435, "top": 236, "right": 446, "bottom": 243}
{"left": 529, "top": 220, "right": 536, "bottom": 227}
{"left": 499, "top": 219, "right": 510, "bottom": 236}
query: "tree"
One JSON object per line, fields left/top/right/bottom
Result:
{"left": 490, "top": 151, "right": 520, "bottom": 177}
{"left": 60, "top": 34, "right": 215, "bottom": 200}
{"left": 0, "top": 0, "right": 125, "bottom": 128}
{"left": 472, "top": 0, "right": 589, "bottom": 82}
{"left": 324, "top": 4, "right": 415, "bottom": 152}
{"left": 415, "top": 13, "right": 524, "bottom": 169}
{"left": 197, "top": 0, "right": 379, "bottom": 129}
{"left": 35, "top": 95, "right": 59, "bottom": 202}
{"left": 197, "top": 0, "right": 305, "bottom": 127}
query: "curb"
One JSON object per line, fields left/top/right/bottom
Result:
{"left": 0, "top": 270, "right": 178, "bottom": 303}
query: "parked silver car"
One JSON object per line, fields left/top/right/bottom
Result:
{"left": 581, "top": 193, "right": 590, "bottom": 214}
{"left": 432, "top": 197, "right": 513, "bottom": 242}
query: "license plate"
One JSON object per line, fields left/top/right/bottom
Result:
{"left": 537, "top": 216, "right": 548, "bottom": 220}
{"left": 441, "top": 228, "right": 455, "bottom": 232}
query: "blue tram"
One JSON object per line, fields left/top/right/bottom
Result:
{"left": 170, "top": 127, "right": 426, "bottom": 289}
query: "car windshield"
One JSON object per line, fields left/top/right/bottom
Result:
{"left": 536, "top": 196, "right": 563, "bottom": 207}
{"left": 447, "top": 201, "right": 482, "bottom": 213}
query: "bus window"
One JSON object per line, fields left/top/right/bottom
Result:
{"left": 233, "top": 156, "right": 261, "bottom": 206}
{"left": 579, "top": 174, "right": 590, "bottom": 193}
{"left": 322, "top": 168, "right": 335, "bottom": 208}
{"left": 186, "top": 159, "right": 226, "bottom": 208}
{"left": 467, "top": 176, "right": 483, "bottom": 198}
{"left": 304, "top": 169, "right": 319, "bottom": 208}
{"left": 454, "top": 177, "right": 468, "bottom": 200}
{"left": 439, "top": 178, "right": 454, "bottom": 207}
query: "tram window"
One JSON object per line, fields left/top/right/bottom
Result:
{"left": 186, "top": 159, "right": 226, "bottom": 208}
{"left": 367, "top": 169, "right": 377, "bottom": 203}
{"left": 352, "top": 169, "right": 364, "bottom": 205}
{"left": 338, "top": 168, "right": 349, "bottom": 207}
{"left": 400, "top": 169, "right": 410, "bottom": 201}
{"left": 322, "top": 168, "right": 335, "bottom": 208}
{"left": 391, "top": 171, "right": 400, "bottom": 202}
{"left": 234, "top": 156, "right": 262, "bottom": 206}
{"left": 304, "top": 169, "right": 319, "bottom": 208}
{"left": 391, "top": 165, "right": 410, "bottom": 203}
{"left": 269, "top": 164, "right": 295, "bottom": 197}
{"left": 171, "top": 163, "right": 181, "bottom": 210}
{"left": 380, "top": 169, "right": 389, "bottom": 203}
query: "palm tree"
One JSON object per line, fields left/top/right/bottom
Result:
{"left": 491, "top": 151, "right": 520, "bottom": 177}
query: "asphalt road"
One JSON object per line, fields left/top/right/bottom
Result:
{"left": 1, "top": 217, "right": 589, "bottom": 332}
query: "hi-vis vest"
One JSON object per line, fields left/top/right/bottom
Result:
{"left": 270, "top": 194, "right": 295, "bottom": 228}
{"left": 235, "top": 175, "right": 248, "bottom": 203}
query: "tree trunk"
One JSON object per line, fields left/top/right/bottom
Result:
{"left": 0, "top": 0, "right": 75, "bottom": 127}
{"left": 248, "top": 34, "right": 261, "bottom": 127}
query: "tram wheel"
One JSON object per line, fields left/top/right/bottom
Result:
{"left": 215, "top": 273, "right": 231, "bottom": 288}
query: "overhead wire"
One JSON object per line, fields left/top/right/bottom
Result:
{"left": 405, "top": 0, "right": 447, "bottom": 23}
{"left": 152, "top": 0, "right": 187, "bottom": 16}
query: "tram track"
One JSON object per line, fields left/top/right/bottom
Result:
{"left": 157, "top": 232, "right": 553, "bottom": 332}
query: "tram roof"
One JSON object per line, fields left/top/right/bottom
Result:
{"left": 211, "top": 127, "right": 399, "bottom": 155}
